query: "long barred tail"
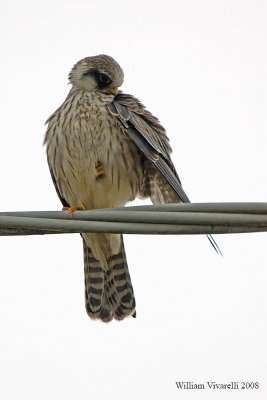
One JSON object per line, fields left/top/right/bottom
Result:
{"left": 83, "top": 236, "right": 136, "bottom": 322}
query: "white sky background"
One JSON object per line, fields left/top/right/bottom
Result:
{"left": 0, "top": 0, "right": 267, "bottom": 399}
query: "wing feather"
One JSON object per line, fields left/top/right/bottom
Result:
{"left": 108, "top": 93, "right": 222, "bottom": 255}
{"left": 48, "top": 164, "right": 70, "bottom": 208}
{"left": 108, "top": 93, "right": 190, "bottom": 203}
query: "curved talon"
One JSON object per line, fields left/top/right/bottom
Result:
{"left": 95, "top": 160, "right": 105, "bottom": 180}
{"left": 63, "top": 204, "right": 86, "bottom": 213}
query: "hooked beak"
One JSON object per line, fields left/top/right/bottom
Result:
{"left": 109, "top": 86, "right": 119, "bottom": 95}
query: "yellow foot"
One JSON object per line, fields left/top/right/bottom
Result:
{"left": 95, "top": 160, "right": 105, "bottom": 180}
{"left": 63, "top": 203, "right": 86, "bottom": 214}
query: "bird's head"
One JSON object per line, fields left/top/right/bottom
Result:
{"left": 68, "top": 54, "right": 124, "bottom": 95}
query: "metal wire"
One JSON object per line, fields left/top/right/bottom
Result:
{"left": 0, "top": 203, "right": 267, "bottom": 236}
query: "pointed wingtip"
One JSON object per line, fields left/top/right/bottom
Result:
{"left": 207, "top": 234, "right": 223, "bottom": 256}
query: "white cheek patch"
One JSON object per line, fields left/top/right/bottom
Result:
{"left": 76, "top": 75, "right": 97, "bottom": 91}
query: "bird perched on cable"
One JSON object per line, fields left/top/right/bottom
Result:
{"left": 44, "top": 54, "right": 219, "bottom": 322}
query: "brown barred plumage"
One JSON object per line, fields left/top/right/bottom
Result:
{"left": 44, "top": 54, "right": 220, "bottom": 322}
{"left": 83, "top": 236, "right": 135, "bottom": 321}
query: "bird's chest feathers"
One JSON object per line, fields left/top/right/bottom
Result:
{"left": 74, "top": 103, "right": 118, "bottom": 163}
{"left": 56, "top": 97, "right": 141, "bottom": 208}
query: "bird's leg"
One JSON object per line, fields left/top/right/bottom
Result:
{"left": 63, "top": 203, "right": 86, "bottom": 213}
{"left": 95, "top": 160, "right": 105, "bottom": 180}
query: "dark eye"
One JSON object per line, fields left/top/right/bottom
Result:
{"left": 98, "top": 73, "right": 111, "bottom": 84}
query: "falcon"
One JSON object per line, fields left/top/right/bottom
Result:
{"left": 44, "top": 54, "right": 219, "bottom": 322}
